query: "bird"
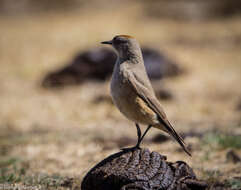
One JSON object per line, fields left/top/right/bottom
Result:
{"left": 101, "top": 35, "right": 191, "bottom": 156}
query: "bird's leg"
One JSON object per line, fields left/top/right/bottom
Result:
{"left": 138, "top": 125, "right": 152, "bottom": 145}
{"left": 134, "top": 123, "right": 142, "bottom": 148}
{"left": 121, "top": 123, "right": 142, "bottom": 152}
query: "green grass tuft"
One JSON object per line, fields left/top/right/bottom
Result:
{"left": 226, "top": 178, "right": 241, "bottom": 190}
{"left": 0, "top": 157, "right": 25, "bottom": 183}
{"left": 202, "top": 132, "right": 241, "bottom": 150}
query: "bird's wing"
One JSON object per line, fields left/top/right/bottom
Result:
{"left": 126, "top": 70, "right": 191, "bottom": 156}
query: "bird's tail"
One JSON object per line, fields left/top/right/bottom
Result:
{"left": 155, "top": 120, "right": 192, "bottom": 156}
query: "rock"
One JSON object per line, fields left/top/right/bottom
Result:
{"left": 81, "top": 148, "right": 207, "bottom": 190}
{"left": 42, "top": 47, "right": 182, "bottom": 88}
{"left": 42, "top": 48, "right": 116, "bottom": 88}
{"left": 142, "top": 48, "right": 181, "bottom": 79}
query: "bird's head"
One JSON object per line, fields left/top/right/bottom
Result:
{"left": 101, "top": 35, "right": 142, "bottom": 60}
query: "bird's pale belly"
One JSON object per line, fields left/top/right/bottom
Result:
{"left": 111, "top": 81, "right": 158, "bottom": 125}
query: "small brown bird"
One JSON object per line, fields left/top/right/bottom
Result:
{"left": 101, "top": 35, "right": 191, "bottom": 156}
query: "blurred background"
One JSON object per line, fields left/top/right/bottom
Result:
{"left": 0, "top": 0, "right": 241, "bottom": 189}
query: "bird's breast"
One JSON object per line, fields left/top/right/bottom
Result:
{"left": 110, "top": 67, "right": 157, "bottom": 125}
{"left": 110, "top": 67, "right": 132, "bottom": 109}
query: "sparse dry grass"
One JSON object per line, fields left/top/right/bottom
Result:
{"left": 0, "top": 2, "right": 241, "bottom": 189}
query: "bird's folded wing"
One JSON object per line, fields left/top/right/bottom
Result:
{"left": 126, "top": 70, "right": 168, "bottom": 121}
{"left": 126, "top": 70, "right": 189, "bottom": 152}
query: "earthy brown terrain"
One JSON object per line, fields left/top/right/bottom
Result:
{"left": 0, "top": 1, "right": 241, "bottom": 189}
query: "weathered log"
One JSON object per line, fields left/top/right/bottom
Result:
{"left": 81, "top": 148, "right": 207, "bottom": 190}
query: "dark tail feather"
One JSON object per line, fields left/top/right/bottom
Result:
{"left": 167, "top": 127, "right": 192, "bottom": 156}
{"left": 157, "top": 118, "right": 192, "bottom": 156}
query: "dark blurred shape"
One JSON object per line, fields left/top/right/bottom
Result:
{"left": 144, "top": 0, "right": 241, "bottom": 20}
{"left": 156, "top": 89, "right": 173, "bottom": 100}
{"left": 152, "top": 83, "right": 173, "bottom": 100}
{"left": 236, "top": 99, "right": 241, "bottom": 111}
{"left": 209, "top": 182, "right": 227, "bottom": 189}
{"left": 42, "top": 48, "right": 115, "bottom": 88}
{"left": 143, "top": 48, "right": 181, "bottom": 79}
{"left": 177, "top": 144, "right": 193, "bottom": 154}
{"left": 226, "top": 149, "right": 241, "bottom": 164}
{"left": 81, "top": 148, "right": 207, "bottom": 190}
{"left": 60, "top": 177, "right": 74, "bottom": 188}
{"left": 152, "top": 133, "right": 170, "bottom": 143}
{"left": 42, "top": 48, "right": 182, "bottom": 88}
{"left": 181, "top": 130, "right": 205, "bottom": 139}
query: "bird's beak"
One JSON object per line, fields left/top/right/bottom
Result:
{"left": 101, "top": 40, "right": 112, "bottom": 45}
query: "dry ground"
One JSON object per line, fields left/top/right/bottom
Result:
{"left": 0, "top": 2, "right": 241, "bottom": 189}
